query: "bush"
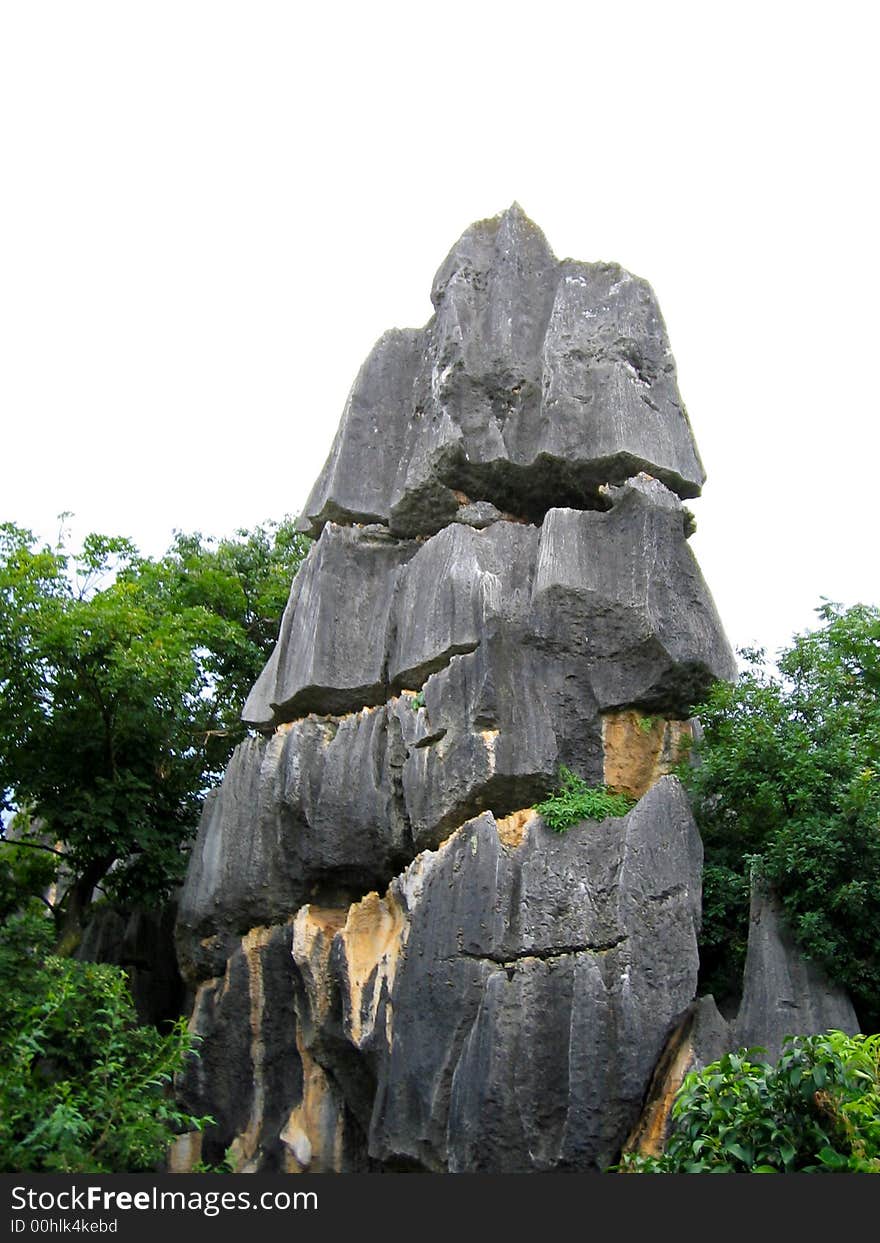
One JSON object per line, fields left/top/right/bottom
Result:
{"left": 536, "top": 766, "right": 636, "bottom": 832}
{"left": 621, "top": 1030, "right": 880, "bottom": 1173}
{"left": 0, "top": 908, "right": 209, "bottom": 1172}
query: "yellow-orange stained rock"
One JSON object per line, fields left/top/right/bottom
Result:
{"left": 187, "top": 976, "right": 218, "bottom": 1035}
{"left": 339, "top": 890, "right": 406, "bottom": 1047}
{"left": 280, "top": 1027, "right": 345, "bottom": 1173}
{"left": 621, "top": 1012, "right": 697, "bottom": 1160}
{"left": 602, "top": 711, "right": 693, "bottom": 801}
{"left": 292, "top": 905, "right": 347, "bottom": 1027}
{"left": 228, "top": 926, "right": 275, "bottom": 1172}
{"left": 295, "top": 828, "right": 467, "bottom": 1058}
{"left": 495, "top": 808, "right": 535, "bottom": 849}
{"left": 480, "top": 727, "right": 500, "bottom": 775}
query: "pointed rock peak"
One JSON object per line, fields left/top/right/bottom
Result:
{"left": 492, "top": 201, "right": 531, "bottom": 232}
{"left": 495, "top": 201, "right": 552, "bottom": 252}
{"left": 430, "top": 205, "right": 556, "bottom": 307}
{"left": 497, "top": 200, "right": 535, "bottom": 230}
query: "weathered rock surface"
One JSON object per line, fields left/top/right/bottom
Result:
{"left": 176, "top": 921, "right": 368, "bottom": 1173}
{"left": 299, "top": 205, "right": 705, "bottom": 539}
{"left": 247, "top": 476, "right": 734, "bottom": 736}
{"left": 621, "top": 995, "right": 731, "bottom": 1159}
{"left": 533, "top": 477, "right": 735, "bottom": 712}
{"left": 176, "top": 714, "right": 415, "bottom": 983}
{"left": 76, "top": 902, "right": 184, "bottom": 1026}
{"left": 374, "top": 780, "right": 702, "bottom": 1173}
{"left": 180, "top": 473, "right": 734, "bottom": 989}
{"left": 174, "top": 207, "right": 743, "bottom": 1173}
{"left": 733, "top": 881, "right": 860, "bottom": 1062}
{"left": 243, "top": 524, "right": 418, "bottom": 729}
{"left": 178, "top": 780, "right": 703, "bottom": 1172}
{"left": 622, "top": 881, "right": 864, "bottom": 1159}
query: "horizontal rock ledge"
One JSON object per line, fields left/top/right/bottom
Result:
{"left": 246, "top": 476, "right": 734, "bottom": 731}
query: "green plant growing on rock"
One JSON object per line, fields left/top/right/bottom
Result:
{"left": 536, "top": 766, "right": 636, "bottom": 833}
{"left": 620, "top": 1030, "right": 880, "bottom": 1174}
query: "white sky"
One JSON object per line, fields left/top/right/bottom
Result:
{"left": 2, "top": 1, "right": 877, "bottom": 662}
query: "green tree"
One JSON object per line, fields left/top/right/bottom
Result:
{"left": 0, "top": 518, "right": 308, "bottom": 948}
{"left": 621, "top": 1031, "right": 880, "bottom": 1173}
{"left": 685, "top": 602, "right": 880, "bottom": 1028}
{"left": 0, "top": 905, "right": 211, "bottom": 1172}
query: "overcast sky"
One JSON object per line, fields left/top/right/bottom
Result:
{"left": 2, "top": 1, "right": 877, "bottom": 663}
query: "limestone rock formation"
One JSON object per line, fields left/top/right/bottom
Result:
{"left": 175, "top": 207, "right": 739, "bottom": 1172}
{"left": 76, "top": 903, "right": 184, "bottom": 1026}
{"left": 621, "top": 995, "right": 732, "bottom": 1160}
{"left": 620, "top": 877, "right": 864, "bottom": 1161}
{"left": 298, "top": 204, "right": 705, "bottom": 538}
{"left": 733, "top": 881, "right": 860, "bottom": 1062}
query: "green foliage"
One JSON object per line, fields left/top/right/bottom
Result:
{"left": 696, "top": 863, "right": 752, "bottom": 1004}
{"left": 0, "top": 908, "right": 210, "bottom": 1172}
{"left": 0, "top": 518, "right": 308, "bottom": 931}
{"left": 684, "top": 602, "right": 880, "bottom": 1026}
{"left": 621, "top": 1031, "right": 880, "bottom": 1173}
{"left": 536, "top": 766, "right": 636, "bottom": 832}
{"left": 132, "top": 522, "right": 311, "bottom": 783}
{"left": 0, "top": 831, "right": 57, "bottom": 923}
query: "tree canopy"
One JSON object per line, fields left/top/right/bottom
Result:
{"left": 0, "top": 518, "right": 308, "bottom": 946}
{"left": 685, "top": 601, "right": 880, "bottom": 1030}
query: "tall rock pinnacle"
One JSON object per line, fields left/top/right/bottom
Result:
{"left": 300, "top": 204, "right": 705, "bottom": 539}
{"left": 174, "top": 208, "right": 737, "bottom": 1174}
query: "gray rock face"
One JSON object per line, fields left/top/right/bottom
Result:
{"left": 76, "top": 903, "right": 184, "bottom": 1026}
{"left": 535, "top": 478, "right": 736, "bottom": 712}
{"left": 399, "top": 637, "right": 601, "bottom": 852}
{"left": 368, "top": 781, "right": 702, "bottom": 1173}
{"left": 178, "top": 474, "right": 735, "bottom": 983}
{"left": 174, "top": 208, "right": 739, "bottom": 1173}
{"left": 389, "top": 519, "right": 537, "bottom": 689}
{"left": 733, "top": 881, "right": 860, "bottom": 1062}
{"left": 300, "top": 205, "right": 704, "bottom": 539}
{"left": 176, "top": 713, "right": 415, "bottom": 982}
{"left": 180, "top": 781, "right": 702, "bottom": 1173}
{"left": 248, "top": 475, "right": 734, "bottom": 736}
{"left": 243, "top": 524, "right": 418, "bottom": 729}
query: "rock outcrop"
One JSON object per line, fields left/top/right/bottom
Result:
{"left": 733, "top": 880, "right": 860, "bottom": 1062}
{"left": 76, "top": 902, "right": 184, "bottom": 1027}
{"left": 297, "top": 204, "right": 705, "bottom": 538}
{"left": 620, "top": 995, "right": 732, "bottom": 1160}
{"left": 175, "top": 206, "right": 739, "bottom": 1172}
{"left": 620, "top": 876, "right": 863, "bottom": 1160}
